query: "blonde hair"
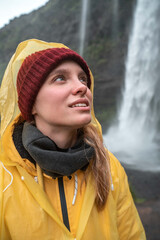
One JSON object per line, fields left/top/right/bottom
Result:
{"left": 83, "top": 123, "right": 110, "bottom": 211}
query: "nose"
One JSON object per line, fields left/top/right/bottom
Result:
{"left": 72, "top": 79, "right": 87, "bottom": 95}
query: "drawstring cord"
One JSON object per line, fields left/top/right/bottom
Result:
{"left": 35, "top": 164, "right": 78, "bottom": 205}
{"left": 71, "top": 169, "right": 114, "bottom": 206}
{"left": 1, "top": 162, "right": 45, "bottom": 193}
{"left": 72, "top": 173, "right": 78, "bottom": 205}
{"left": 36, "top": 163, "right": 45, "bottom": 191}
{"left": 1, "top": 160, "right": 113, "bottom": 210}
{"left": 109, "top": 168, "right": 114, "bottom": 191}
{"left": 1, "top": 159, "right": 113, "bottom": 195}
{"left": 106, "top": 155, "right": 114, "bottom": 191}
{"left": 1, "top": 161, "right": 13, "bottom": 192}
{"left": 110, "top": 176, "right": 114, "bottom": 191}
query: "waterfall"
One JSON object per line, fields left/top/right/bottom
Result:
{"left": 104, "top": 0, "right": 160, "bottom": 171}
{"left": 79, "top": 0, "right": 89, "bottom": 57}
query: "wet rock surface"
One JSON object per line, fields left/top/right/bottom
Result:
{"left": 124, "top": 165, "right": 160, "bottom": 240}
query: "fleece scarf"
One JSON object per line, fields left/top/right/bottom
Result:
{"left": 22, "top": 122, "right": 94, "bottom": 178}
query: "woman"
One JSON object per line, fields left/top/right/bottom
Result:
{"left": 0, "top": 39, "right": 146, "bottom": 239}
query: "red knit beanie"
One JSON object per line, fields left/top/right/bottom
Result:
{"left": 17, "top": 47, "right": 91, "bottom": 121}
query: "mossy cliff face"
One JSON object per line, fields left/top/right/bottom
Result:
{"left": 0, "top": 0, "right": 136, "bottom": 130}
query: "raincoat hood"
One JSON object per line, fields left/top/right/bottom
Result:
{"left": 0, "top": 39, "right": 102, "bottom": 139}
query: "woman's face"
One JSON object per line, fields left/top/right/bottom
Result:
{"left": 32, "top": 60, "right": 92, "bottom": 132}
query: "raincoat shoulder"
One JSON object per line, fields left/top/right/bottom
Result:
{"left": 109, "top": 152, "right": 146, "bottom": 239}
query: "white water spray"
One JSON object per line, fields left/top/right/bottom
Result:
{"left": 104, "top": 0, "right": 160, "bottom": 171}
{"left": 79, "top": 0, "right": 89, "bottom": 57}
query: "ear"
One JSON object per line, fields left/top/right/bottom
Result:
{"left": 32, "top": 104, "right": 36, "bottom": 115}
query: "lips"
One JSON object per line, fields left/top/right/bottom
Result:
{"left": 72, "top": 103, "right": 87, "bottom": 107}
{"left": 69, "top": 99, "right": 89, "bottom": 108}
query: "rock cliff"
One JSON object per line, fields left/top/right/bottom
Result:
{"left": 0, "top": 0, "right": 136, "bottom": 130}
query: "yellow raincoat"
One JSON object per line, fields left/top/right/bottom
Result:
{"left": 0, "top": 39, "right": 146, "bottom": 240}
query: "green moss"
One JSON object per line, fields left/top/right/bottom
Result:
{"left": 0, "top": 62, "right": 7, "bottom": 84}
{"left": 95, "top": 107, "right": 116, "bottom": 132}
{"left": 129, "top": 183, "right": 146, "bottom": 204}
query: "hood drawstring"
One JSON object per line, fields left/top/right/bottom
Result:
{"left": 1, "top": 159, "right": 113, "bottom": 205}
{"left": 1, "top": 161, "right": 13, "bottom": 192}
{"left": 110, "top": 176, "right": 114, "bottom": 191}
{"left": 35, "top": 163, "right": 78, "bottom": 205}
{"left": 72, "top": 173, "right": 78, "bottom": 205}
{"left": 109, "top": 169, "right": 114, "bottom": 191}
{"left": 36, "top": 163, "right": 45, "bottom": 191}
{"left": 71, "top": 170, "right": 114, "bottom": 206}
{"left": 36, "top": 163, "right": 79, "bottom": 206}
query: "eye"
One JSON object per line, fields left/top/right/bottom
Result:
{"left": 54, "top": 75, "right": 65, "bottom": 82}
{"left": 79, "top": 74, "right": 88, "bottom": 85}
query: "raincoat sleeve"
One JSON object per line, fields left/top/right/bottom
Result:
{"left": 0, "top": 163, "right": 11, "bottom": 240}
{"left": 110, "top": 153, "right": 146, "bottom": 240}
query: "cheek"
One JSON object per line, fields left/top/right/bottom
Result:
{"left": 35, "top": 88, "right": 67, "bottom": 109}
{"left": 87, "top": 89, "right": 92, "bottom": 104}
{"left": 32, "top": 89, "right": 53, "bottom": 113}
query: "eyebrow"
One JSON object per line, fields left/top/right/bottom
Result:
{"left": 49, "top": 68, "right": 87, "bottom": 76}
{"left": 51, "top": 69, "right": 69, "bottom": 75}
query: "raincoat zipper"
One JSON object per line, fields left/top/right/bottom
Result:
{"left": 58, "top": 177, "right": 70, "bottom": 231}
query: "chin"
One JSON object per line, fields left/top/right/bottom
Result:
{"left": 74, "top": 117, "right": 91, "bottom": 128}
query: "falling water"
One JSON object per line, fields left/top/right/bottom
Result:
{"left": 104, "top": 0, "right": 160, "bottom": 171}
{"left": 79, "top": 0, "right": 89, "bottom": 57}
